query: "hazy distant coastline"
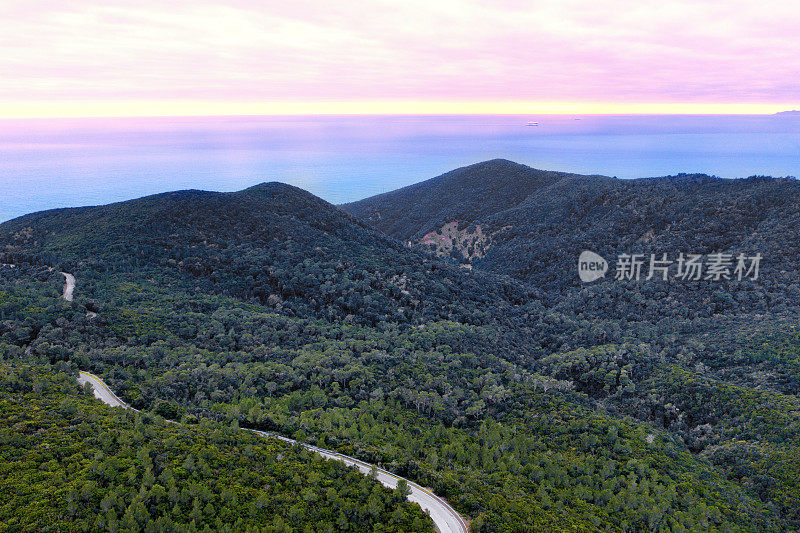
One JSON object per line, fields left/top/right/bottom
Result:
{"left": 2, "top": 114, "right": 799, "bottom": 222}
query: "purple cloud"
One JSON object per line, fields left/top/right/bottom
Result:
{"left": 0, "top": 0, "right": 797, "bottom": 108}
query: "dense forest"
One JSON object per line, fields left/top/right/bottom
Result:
{"left": 2, "top": 162, "right": 800, "bottom": 531}
{"left": 343, "top": 159, "right": 800, "bottom": 317}
{"left": 0, "top": 363, "right": 434, "bottom": 532}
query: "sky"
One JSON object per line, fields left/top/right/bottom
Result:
{"left": 1, "top": 0, "right": 798, "bottom": 117}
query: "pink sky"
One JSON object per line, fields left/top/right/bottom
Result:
{"left": 1, "top": 0, "right": 798, "bottom": 116}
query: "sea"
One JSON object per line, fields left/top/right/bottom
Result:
{"left": 1, "top": 114, "right": 798, "bottom": 222}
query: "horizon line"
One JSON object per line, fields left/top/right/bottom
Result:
{"left": 1, "top": 100, "right": 798, "bottom": 119}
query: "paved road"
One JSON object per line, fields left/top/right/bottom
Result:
{"left": 78, "top": 371, "right": 130, "bottom": 409}
{"left": 253, "top": 431, "right": 468, "bottom": 533}
{"left": 61, "top": 272, "right": 75, "bottom": 301}
{"left": 78, "top": 371, "right": 468, "bottom": 533}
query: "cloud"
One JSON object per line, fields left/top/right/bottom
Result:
{"left": 0, "top": 0, "right": 798, "bottom": 105}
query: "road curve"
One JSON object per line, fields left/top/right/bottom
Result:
{"left": 78, "top": 371, "right": 130, "bottom": 409}
{"left": 61, "top": 272, "right": 75, "bottom": 301}
{"left": 77, "top": 371, "right": 468, "bottom": 533}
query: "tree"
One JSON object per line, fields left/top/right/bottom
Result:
{"left": 395, "top": 479, "right": 411, "bottom": 500}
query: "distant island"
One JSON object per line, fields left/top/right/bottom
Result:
{"left": 774, "top": 109, "right": 800, "bottom": 115}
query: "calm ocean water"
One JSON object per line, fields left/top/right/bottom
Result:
{"left": 1, "top": 114, "right": 798, "bottom": 222}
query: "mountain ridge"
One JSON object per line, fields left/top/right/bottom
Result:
{"left": 342, "top": 159, "right": 614, "bottom": 241}
{"left": 3, "top": 163, "right": 800, "bottom": 530}
{"left": 343, "top": 160, "right": 800, "bottom": 317}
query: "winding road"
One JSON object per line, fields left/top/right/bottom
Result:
{"left": 61, "top": 272, "right": 75, "bottom": 302}
{"left": 78, "top": 371, "right": 130, "bottom": 409}
{"left": 78, "top": 371, "right": 467, "bottom": 533}
{"left": 68, "top": 270, "right": 467, "bottom": 531}
{"left": 255, "top": 432, "right": 468, "bottom": 533}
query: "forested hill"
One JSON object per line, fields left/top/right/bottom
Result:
{"left": 342, "top": 159, "right": 613, "bottom": 242}
{"left": 0, "top": 180, "right": 539, "bottom": 330}
{"left": 3, "top": 175, "right": 800, "bottom": 530}
{"left": 2, "top": 181, "right": 381, "bottom": 264}
{"left": 343, "top": 160, "right": 800, "bottom": 318}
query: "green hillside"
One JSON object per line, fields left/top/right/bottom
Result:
{"left": 0, "top": 363, "right": 434, "bottom": 532}
{"left": 2, "top": 169, "right": 799, "bottom": 530}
